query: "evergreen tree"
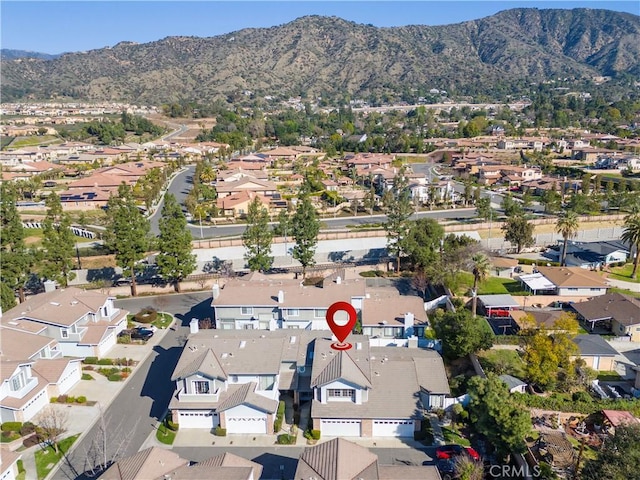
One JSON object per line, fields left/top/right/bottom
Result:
{"left": 0, "top": 183, "right": 34, "bottom": 303}
{"left": 582, "top": 424, "right": 640, "bottom": 480}
{"left": 502, "top": 216, "right": 534, "bottom": 253}
{"left": 42, "top": 193, "right": 76, "bottom": 286}
{"left": 104, "top": 184, "right": 151, "bottom": 296}
{"left": 242, "top": 197, "right": 274, "bottom": 272}
{"left": 383, "top": 166, "right": 415, "bottom": 272}
{"left": 156, "top": 193, "right": 197, "bottom": 291}
{"left": 291, "top": 197, "right": 320, "bottom": 277}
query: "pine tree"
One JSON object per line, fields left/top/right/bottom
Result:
{"left": 291, "top": 197, "right": 320, "bottom": 277}
{"left": 104, "top": 184, "right": 151, "bottom": 296}
{"left": 42, "top": 193, "right": 76, "bottom": 286}
{"left": 156, "top": 193, "right": 197, "bottom": 291}
{"left": 242, "top": 197, "right": 274, "bottom": 272}
{"left": 0, "top": 183, "right": 34, "bottom": 304}
{"left": 384, "top": 166, "right": 415, "bottom": 272}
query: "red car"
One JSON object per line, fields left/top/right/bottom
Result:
{"left": 435, "top": 445, "right": 481, "bottom": 461}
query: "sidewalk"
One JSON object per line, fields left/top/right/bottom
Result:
{"left": 17, "top": 321, "right": 175, "bottom": 480}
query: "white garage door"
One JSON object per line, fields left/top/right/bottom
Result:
{"left": 373, "top": 419, "right": 414, "bottom": 437}
{"left": 177, "top": 411, "right": 218, "bottom": 429}
{"left": 226, "top": 416, "right": 267, "bottom": 434}
{"left": 321, "top": 419, "right": 361, "bottom": 437}
{"left": 58, "top": 365, "right": 81, "bottom": 394}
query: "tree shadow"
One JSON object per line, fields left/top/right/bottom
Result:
{"left": 86, "top": 267, "right": 117, "bottom": 283}
{"left": 174, "top": 297, "right": 214, "bottom": 328}
{"left": 140, "top": 344, "right": 185, "bottom": 421}
{"left": 252, "top": 452, "right": 299, "bottom": 480}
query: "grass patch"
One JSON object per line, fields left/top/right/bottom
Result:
{"left": 9, "top": 135, "right": 61, "bottom": 148}
{"left": 566, "top": 435, "right": 598, "bottom": 461}
{"left": 477, "top": 349, "right": 525, "bottom": 378}
{"left": 81, "top": 373, "right": 94, "bottom": 380}
{"left": 441, "top": 426, "right": 471, "bottom": 446}
{"left": 608, "top": 287, "right": 640, "bottom": 299}
{"left": 34, "top": 434, "right": 79, "bottom": 480}
{"left": 156, "top": 421, "right": 176, "bottom": 445}
{"left": 456, "top": 272, "right": 530, "bottom": 296}
{"left": 597, "top": 371, "right": 622, "bottom": 381}
{"left": 153, "top": 312, "right": 173, "bottom": 329}
{"left": 608, "top": 264, "right": 640, "bottom": 284}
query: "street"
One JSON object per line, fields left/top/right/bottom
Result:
{"left": 52, "top": 293, "right": 213, "bottom": 480}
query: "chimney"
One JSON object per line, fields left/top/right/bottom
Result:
{"left": 404, "top": 312, "right": 415, "bottom": 329}
{"left": 335, "top": 276, "right": 342, "bottom": 285}
{"left": 44, "top": 280, "right": 57, "bottom": 293}
{"left": 190, "top": 318, "right": 199, "bottom": 334}
{"left": 212, "top": 284, "right": 220, "bottom": 300}
{"left": 277, "top": 290, "right": 284, "bottom": 303}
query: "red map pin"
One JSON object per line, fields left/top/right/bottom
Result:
{"left": 326, "top": 301, "right": 357, "bottom": 351}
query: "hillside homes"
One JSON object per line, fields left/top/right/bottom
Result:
{"left": 168, "top": 329, "right": 451, "bottom": 438}
{"left": 0, "top": 287, "right": 128, "bottom": 359}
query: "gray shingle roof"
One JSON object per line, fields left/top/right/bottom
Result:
{"left": 572, "top": 292, "right": 640, "bottom": 325}
{"left": 217, "top": 382, "right": 278, "bottom": 414}
{"left": 572, "top": 334, "right": 618, "bottom": 356}
{"left": 499, "top": 374, "right": 527, "bottom": 390}
{"left": 98, "top": 447, "right": 188, "bottom": 480}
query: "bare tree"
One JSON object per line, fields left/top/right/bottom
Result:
{"left": 35, "top": 405, "right": 69, "bottom": 454}
{"left": 82, "top": 405, "right": 139, "bottom": 476}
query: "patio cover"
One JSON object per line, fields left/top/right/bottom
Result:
{"left": 518, "top": 272, "right": 556, "bottom": 293}
{"left": 477, "top": 294, "right": 520, "bottom": 309}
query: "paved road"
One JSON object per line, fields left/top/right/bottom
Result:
{"left": 52, "top": 293, "right": 213, "bottom": 480}
{"left": 172, "top": 446, "right": 435, "bottom": 480}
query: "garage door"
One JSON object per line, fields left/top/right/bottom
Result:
{"left": 226, "top": 416, "right": 267, "bottom": 434}
{"left": 321, "top": 419, "right": 361, "bottom": 437}
{"left": 177, "top": 411, "right": 218, "bottom": 429}
{"left": 58, "top": 365, "right": 81, "bottom": 394}
{"left": 372, "top": 419, "right": 414, "bottom": 437}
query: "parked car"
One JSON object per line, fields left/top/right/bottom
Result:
{"left": 436, "top": 459, "right": 457, "bottom": 480}
{"left": 113, "top": 278, "right": 132, "bottom": 287}
{"left": 435, "top": 445, "right": 481, "bottom": 461}
{"left": 119, "top": 328, "right": 153, "bottom": 341}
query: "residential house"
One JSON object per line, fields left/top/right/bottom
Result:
{"left": 0, "top": 449, "right": 22, "bottom": 480}
{"left": 99, "top": 447, "right": 262, "bottom": 480}
{"left": 259, "top": 147, "right": 301, "bottom": 163}
{"left": 214, "top": 178, "right": 278, "bottom": 199}
{"left": 0, "top": 287, "right": 128, "bottom": 359}
{"left": 601, "top": 410, "right": 640, "bottom": 436}
{"left": 544, "top": 240, "right": 629, "bottom": 269}
{"left": 215, "top": 191, "right": 273, "bottom": 219}
{"left": 361, "top": 288, "right": 428, "bottom": 339}
{"left": 344, "top": 153, "right": 394, "bottom": 169}
{"left": 295, "top": 438, "right": 442, "bottom": 480}
{"left": 518, "top": 267, "right": 609, "bottom": 296}
{"left": 310, "top": 338, "right": 451, "bottom": 437}
{"left": 571, "top": 292, "right": 640, "bottom": 341}
{"left": 490, "top": 257, "right": 519, "bottom": 278}
{"left": 0, "top": 327, "right": 82, "bottom": 423}
{"left": 571, "top": 334, "right": 618, "bottom": 372}
{"left": 216, "top": 169, "right": 269, "bottom": 183}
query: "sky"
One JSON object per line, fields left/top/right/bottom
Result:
{"left": 2, "top": 1, "right": 638, "bottom": 54}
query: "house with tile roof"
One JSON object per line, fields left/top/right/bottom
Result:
{"left": 169, "top": 329, "right": 450, "bottom": 438}
{"left": 518, "top": 266, "right": 609, "bottom": 296}
{"left": 0, "top": 287, "right": 128, "bottom": 359}
{"left": 0, "top": 448, "right": 22, "bottom": 480}
{"left": 0, "top": 327, "right": 82, "bottom": 423}
{"left": 295, "top": 438, "right": 442, "bottom": 480}
{"left": 98, "top": 447, "right": 262, "bottom": 480}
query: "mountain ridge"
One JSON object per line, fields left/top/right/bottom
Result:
{"left": 2, "top": 8, "right": 638, "bottom": 104}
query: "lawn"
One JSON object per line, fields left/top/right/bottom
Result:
{"left": 456, "top": 272, "right": 529, "bottom": 296}
{"left": 153, "top": 312, "right": 174, "bottom": 329}
{"left": 477, "top": 349, "right": 526, "bottom": 378}
{"left": 597, "top": 371, "right": 622, "bottom": 381}
{"left": 155, "top": 421, "right": 176, "bottom": 445}
{"left": 34, "top": 434, "right": 79, "bottom": 480}
{"left": 608, "top": 287, "right": 640, "bottom": 299}
{"left": 441, "top": 426, "right": 471, "bottom": 446}
{"left": 608, "top": 264, "right": 640, "bottom": 284}
{"left": 9, "top": 135, "right": 61, "bottom": 148}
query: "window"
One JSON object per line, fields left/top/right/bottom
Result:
{"left": 568, "top": 288, "right": 578, "bottom": 292}
{"left": 362, "top": 327, "right": 372, "bottom": 336}
{"left": 61, "top": 328, "right": 69, "bottom": 339}
{"left": 288, "top": 309, "right": 299, "bottom": 317}
{"left": 314, "top": 309, "right": 327, "bottom": 318}
{"left": 327, "top": 389, "right": 355, "bottom": 400}
{"left": 590, "top": 288, "right": 601, "bottom": 292}
{"left": 241, "top": 307, "right": 253, "bottom": 315}
{"left": 414, "top": 327, "right": 425, "bottom": 337}
{"left": 384, "top": 327, "right": 395, "bottom": 337}
{"left": 193, "top": 381, "right": 210, "bottom": 394}
{"left": 243, "top": 324, "right": 254, "bottom": 330}
{"left": 258, "top": 375, "right": 276, "bottom": 391}
{"left": 11, "top": 375, "right": 25, "bottom": 391}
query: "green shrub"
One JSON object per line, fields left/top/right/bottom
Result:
{"left": 311, "top": 429, "right": 321, "bottom": 440}
{"left": 121, "top": 367, "right": 132, "bottom": 373}
{"left": 572, "top": 391, "right": 593, "bottom": 403}
{"left": 16, "top": 459, "right": 25, "bottom": 474}
{"left": 83, "top": 357, "right": 98, "bottom": 365}
{"left": 97, "top": 358, "right": 114, "bottom": 365}
{"left": 274, "top": 418, "right": 283, "bottom": 433}
{"left": 57, "top": 395, "right": 68, "bottom": 403}
{"left": 277, "top": 400, "right": 285, "bottom": 416}
{"left": 277, "top": 434, "right": 296, "bottom": 445}
{"left": 108, "top": 374, "right": 123, "bottom": 382}
{"left": 167, "top": 420, "right": 179, "bottom": 431}
{"left": 76, "top": 396, "right": 87, "bottom": 404}
{"left": 50, "top": 397, "right": 58, "bottom": 403}
{"left": 135, "top": 308, "right": 158, "bottom": 324}
{"left": 19, "top": 422, "right": 35, "bottom": 437}
{"left": 81, "top": 373, "right": 93, "bottom": 381}
{"left": 214, "top": 426, "right": 226, "bottom": 437}
{"left": 1, "top": 422, "right": 22, "bottom": 432}
{"left": 66, "top": 396, "right": 76, "bottom": 403}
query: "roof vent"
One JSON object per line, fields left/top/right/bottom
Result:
{"left": 290, "top": 336, "right": 297, "bottom": 344}
{"left": 50, "top": 302, "right": 60, "bottom": 306}
{"left": 221, "top": 353, "right": 228, "bottom": 359}
{"left": 239, "top": 341, "right": 246, "bottom": 349}
{"left": 356, "top": 343, "right": 362, "bottom": 350}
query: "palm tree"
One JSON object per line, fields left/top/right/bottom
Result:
{"left": 471, "top": 253, "right": 490, "bottom": 317}
{"left": 555, "top": 211, "right": 579, "bottom": 267}
{"left": 621, "top": 214, "right": 640, "bottom": 280}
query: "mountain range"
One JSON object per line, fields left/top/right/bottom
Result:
{"left": 1, "top": 8, "right": 639, "bottom": 104}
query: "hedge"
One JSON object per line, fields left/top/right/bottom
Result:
{"left": 83, "top": 357, "right": 98, "bottom": 365}
{"left": 518, "top": 258, "right": 560, "bottom": 267}
{"left": 135, "top": 308, "right": 158, "bottom": 324}
{"left": 310, "top": 429, "right": 320, "bottom": 440}
{"left": 1, "top": 422, "right": 22, "bottom": 432}
{"left": 512, "top": 392, "right": 640, "bottom": 417}
{"left": 214, "top": 426, "right": 227, "bottom": 436}
{"left": 277, "top": 434, "right": 296, "bottom": 445}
